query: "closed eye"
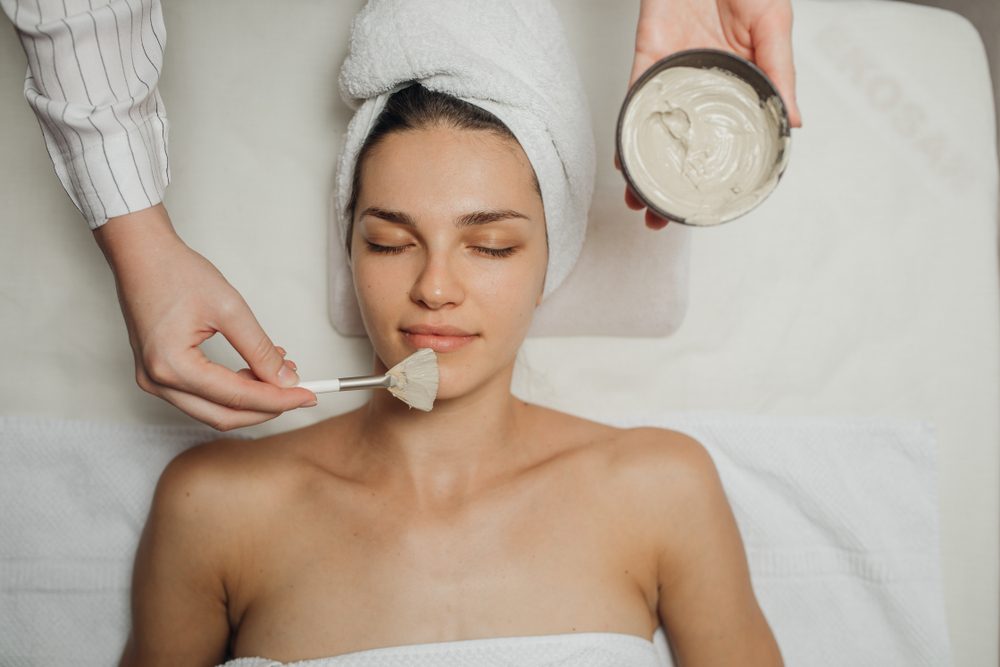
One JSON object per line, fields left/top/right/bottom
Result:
{"left": 366, "top": 241, "right": 410, "bottom": 255}
{"left": 474, "top": 246, "right": 518, "bottom": 258}
{"left": 366, "top": 242, "right": 517, "bottom": 258}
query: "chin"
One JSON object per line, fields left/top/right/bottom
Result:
{"left": 432, "top": 353, "right": 514, "bottom": 403}
{"left": 427, "top": 357, "right": 474, "bottom": 401}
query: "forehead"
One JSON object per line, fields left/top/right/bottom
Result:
{"left": 356, "top": 126, "right": 541, "bottom": 218}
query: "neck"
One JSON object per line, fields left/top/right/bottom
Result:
{"left": 352, "top": 360, "right": 532, "bottom": 510}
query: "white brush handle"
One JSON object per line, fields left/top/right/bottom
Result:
{"left": 298, "top": 379, "right": 343, "bottom": 394}
{"left": 298, "top": 374, "right": 392, "bottom": 394}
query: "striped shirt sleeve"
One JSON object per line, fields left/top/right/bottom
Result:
{"left": 1, "top": 0, "right": 170, "bottom": 229}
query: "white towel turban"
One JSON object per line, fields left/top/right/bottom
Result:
{"left": 330, "top": 0, "right": 596, "bottom": 333}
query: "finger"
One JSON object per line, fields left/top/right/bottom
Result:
{"left": 628, "top": 51, "right": 659, "bottom": 89}
{"left": 168, "top": 352, "right": 316, "bottom": 412}
{"left": 270, "top": 348, "right": 297, "bottom": 371}
{"left": 229, "top": 366, "right": 269, "bottom": 383}
{"left": 625, "top": 185, "right": 645, "bottom": 210}
{"left": 751, "top": 6, "right": 801, "bottom": 128}
{"left": 157, "top": 384, "right": 283, "bottom": 432}
{"left": 645, "top": 209, "right": 670, "bottom": 230}
{"left": 235, "top": 363, "right": 302, "bottom": 381}
{"left": 216, "top": 296, "right": 300, "bottom": 387}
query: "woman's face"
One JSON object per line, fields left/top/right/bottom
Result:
{"left": 350, "top": 125, "right": 547, "bottom": 400}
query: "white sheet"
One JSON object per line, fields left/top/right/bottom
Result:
{"left": 0, "top": 0, "right": 996, "bottom": 663}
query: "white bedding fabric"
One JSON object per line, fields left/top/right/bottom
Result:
{"left": 0, "top": 0, "right": 996, "bottom": 663}
{"left": 0, "top": 413, "right": 948, "bottom": 667}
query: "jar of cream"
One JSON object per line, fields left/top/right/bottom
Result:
{"left": 616, "top": 49, "right": 791, "bottom": 226}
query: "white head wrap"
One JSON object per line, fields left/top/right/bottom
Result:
{"left": 329, "top": 0, "right": 596, "bottom": 333}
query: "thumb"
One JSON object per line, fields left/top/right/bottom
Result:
{"left": 751, "top": 7, "right": 802, "bottom": 128}
{"left": 217, "top": 297, "right": 299, "bottom": 388}
{"left": 628, "top": 51, "right": 658, "bottom": 90}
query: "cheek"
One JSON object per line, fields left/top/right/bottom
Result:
{"left": 470, "top": 249, "right": 546, "bottom": 329}
{"left": 352, "top": 257, "right": 407, "bottom": 323}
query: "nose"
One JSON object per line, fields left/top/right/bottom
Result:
{"left": 409, "top": 250, "right": 465, "bottom": 310}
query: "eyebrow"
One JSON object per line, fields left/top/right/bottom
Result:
{"left": 359, "top": 206, "right": 529, "bottom": 227}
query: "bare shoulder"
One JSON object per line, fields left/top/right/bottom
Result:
{"left": 147, "top": 437, "right": 277, "bottom": 565}
{"left": 600, "top": 426, "right": 726, "bottom": 523}
{"left": 123, "top": 437, "right": 284, "bottom": 666}
{"left": 154, "top": 409, "right": 360, "bottom": 520}
{"left": 526, "top": 406, "right": 720, "bottom": 501}
{"left": 148, "top": 424, "right": 333, "bottom": 563}
{"left": 620, "top": 428, "right": 781, "bottom": 664}
{"left": 613, "top": 426, "right": 717, "bottom": 480}
{"left": 144, "top": 436, "right": 267, "bottom": 575}
{"left": 157, "top": 436, "right": 278, "bottom": 509}
{"left": 122, "top": 419, "right": 359, "bottom": 665}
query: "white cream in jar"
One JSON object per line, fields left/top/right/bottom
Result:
{"left": 619, "top": 65, "right": 789, "bottom": 225}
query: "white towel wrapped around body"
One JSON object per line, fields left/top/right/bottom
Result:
{"left": 330, "top": 0, "right": 596, "bottom": 332}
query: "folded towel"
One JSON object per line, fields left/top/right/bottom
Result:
{"left": 0, "top": 417, "right": 221, "bottom": 666}
{"left": 0, "top": 413, "right": 949, "bottom": 666}
{"left": 330, "top": 0, "right": 596, "bottom": 335}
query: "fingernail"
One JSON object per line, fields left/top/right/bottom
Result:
{"left": 277, "top": 363, "right": 300, "bottom": 387}
{"left": 300, "top": 399, "right": 318, "bottom": 408}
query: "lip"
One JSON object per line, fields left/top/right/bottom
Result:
{"left": 400, "top": 324, "right": 478, "bottom": 353}
{"left": 403, "top": 324, "right": 475, "bottom": 336}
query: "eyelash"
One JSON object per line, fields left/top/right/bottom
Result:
{"left": 476, "top": 246, "right": 517, "bottom": 258}
{"left": 366, "top": 242, "right": 408, "bottom": 255}
{"left": 365, "top": 242, "right": 517, "bottom": 258}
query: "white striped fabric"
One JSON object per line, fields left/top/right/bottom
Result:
{"left": 1, "top": 0, "right": 169, "bottom": 229}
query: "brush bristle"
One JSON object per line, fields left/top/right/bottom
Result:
{"left": 386, "top": 348, "right": 439, "bottom": 411}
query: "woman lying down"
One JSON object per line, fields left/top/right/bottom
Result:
{"left": 119, "top": 1, "right": 782, "bottom": 665}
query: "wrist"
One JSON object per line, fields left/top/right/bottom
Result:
{"left": 94, "top": 203, "right": 183, "bottom": 275}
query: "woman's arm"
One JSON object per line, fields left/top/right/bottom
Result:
{"left": 650, "top": 432, "right": 783, "bottom": 666}
{"left": 120, "top": 444, "right": 239, "bottom": 667}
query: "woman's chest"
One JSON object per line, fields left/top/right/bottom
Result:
{"left": 227, "top": 475, "right": 659, "bottom": 661}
